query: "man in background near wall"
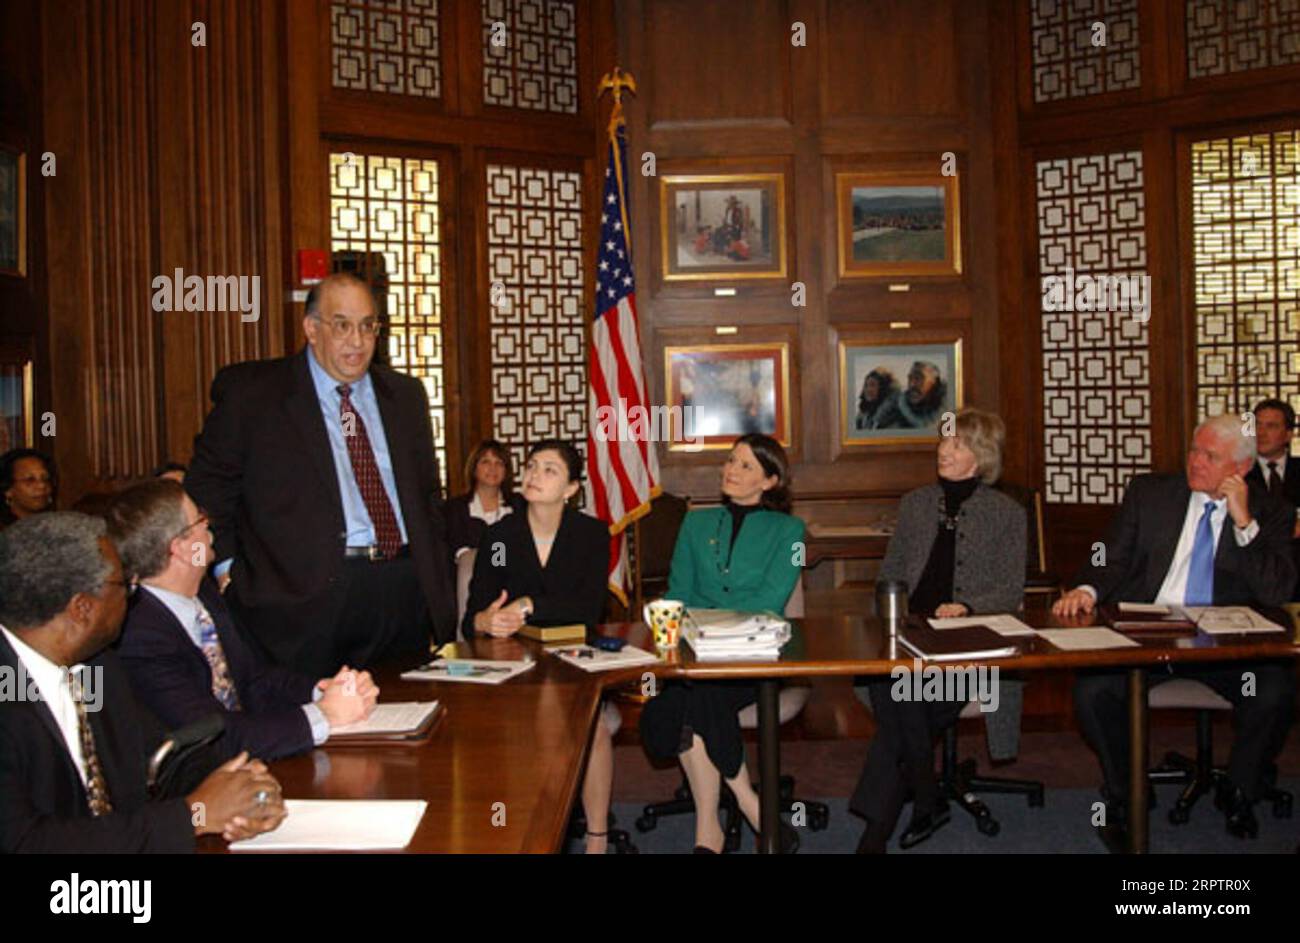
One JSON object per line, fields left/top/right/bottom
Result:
{"left": 1247, "top": 398, "right": 1300, "bottom": 601}
{"left": 186, "top": 273, "right": 457, "bottom": 678}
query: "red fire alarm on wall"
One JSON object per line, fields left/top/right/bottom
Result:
{"left": 297, "top": 249, "right": 330, "bottom": 285}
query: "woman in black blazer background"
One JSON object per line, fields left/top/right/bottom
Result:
{"left": 462, "top": 439, "right": 614, "bottom": 853}
{"left": 444, "top": 439, "right": 524, "bottom": 563}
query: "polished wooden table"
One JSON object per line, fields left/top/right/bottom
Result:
{"left": 220, "top": 610, "right": 1298, "bottom": 854}
{"left": 605, "top": 608, "right": 1300, "bottom": 854}
{"left": 206, "top": 635, "right": 612, "bottom": 853}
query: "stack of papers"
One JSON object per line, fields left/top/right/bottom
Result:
{"left": 230, "top": 800, "right": 427, "bottom": 851}
{"left": 548, "top": 644, "right": 661, "bottom": 672}
{"left": 1036, "top": 627, "right": 1138, "bottom": 651}
{"left": 1181, "top": 606, "right": 1286, "bottom": 634}
{"left": 682, "top": 609, "right": 791, "bottom": 661}
{"left": 400, "top": 658, "right": 534, "bottom": 684}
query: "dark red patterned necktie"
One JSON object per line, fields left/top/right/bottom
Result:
{"left": 337, "top": 384, "right": 403, "bottom": 557}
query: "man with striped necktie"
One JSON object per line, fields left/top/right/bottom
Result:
{"left": 186, "top": 273, "right": 457, "bottom": 677}
{"left": 1055, "top": 415, "right": 1297, "bottom": 850}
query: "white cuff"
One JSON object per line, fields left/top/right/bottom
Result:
{"left": 1232, "top": 519, "right": 1259, "bottom": 546}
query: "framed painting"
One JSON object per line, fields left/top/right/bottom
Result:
{"left": 836, "top": 170, "right": 961, "bottom": 278}
{"left": 660, "top": 173, "right": 787, "bottom": 281}
{"left": 839, "top": 335, "right": 963, "bottom": 447}
{"left": 664, "top": 342, "right": 791, "bottom": 450}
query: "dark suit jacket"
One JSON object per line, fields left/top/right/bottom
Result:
{"left": 1072, "top": 472, "right": 1297, "bottom": 607}
{"left": 0, "top": 635, "right": 220, "bottom": 853}
{"left": 186, "top": 348, "right": 457, "bottom": 644}
{"left": 117, "top": 578, "right": 318, "bottom": 761}
{"left": 1247, "top": 454, "right": 1300, "bottom": 600}
{"left": 1245, "top": 453, "right": 1300, "bottom": 508}
{"left": 462, "top": 507, "right": 610, "bottom": 637}
{"left": 445, "top": 491, "right": 525, "bottom": 560}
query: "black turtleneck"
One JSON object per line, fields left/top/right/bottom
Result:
{"left": 725, "top": 501, "right": 762, "bottom": 564}
{"left": 909, "top": 477, "right": 980, "bottom": 616}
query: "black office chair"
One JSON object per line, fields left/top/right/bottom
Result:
{"left": 566, "top": 809, "right": 638, "bottom": 854}
{"left": 936, "top": 700, "right": 1045, "bottom": 837}
{"left": 1147, "top": 678, "right": 1293, "bottom": 825}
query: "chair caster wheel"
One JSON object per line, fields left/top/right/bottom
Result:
{"left": 809, "top": 808, "right": 829, "bottom": 831}
{"left": 1273, "top": 795, "right": 1293, "bottom": 819}
{"left": 1168, "top": 805, "right": 1190, "bottom": 825}
{"left": 976, "top": 816, "right": 1000, "bottom": 837}
{"left": 635, "top": 815, "right": 656, "bottom": 833}
{"left": 1028, "top": 787, "right": 1045, "bottom": 808}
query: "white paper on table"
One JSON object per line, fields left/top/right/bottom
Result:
{"left": 1036, "top": 627, "right": 1139, "bottom": 651}
{"left": 229, "top": 800, "right": 427, "bottom": 851}
{"left": 328, "top": 701, "right": 439, "bottom": 738}
{"left": 927, "top": 614, "right": 1038, "bottom": 637}
{"left": 1181, "top": 606, "right": 1286, "bottom": 634}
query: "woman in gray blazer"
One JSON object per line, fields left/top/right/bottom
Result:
{"left": 852, "top": 407, "right": 1026, "bottom": 853}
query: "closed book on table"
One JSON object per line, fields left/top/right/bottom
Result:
{"left": 326, "top": 701, "right": 444, "bottom": 747}
{"left": 1101, "top": 603, "right": 1196, "bottom": 632}
{"left": 897, "top": 623, "right": 1021, "bottom": 662}
{"left": 517, "top": 623, "right": 587, "bottom": 643}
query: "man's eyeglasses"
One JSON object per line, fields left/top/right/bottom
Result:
{"left": 172, "top": 513, "right": 210, "bottom": 542}
{"left": 104, "top": 578, "right": 138, "bottom": 598}
{"left": 311, "top": 315, "right": 384, "bottom": 341}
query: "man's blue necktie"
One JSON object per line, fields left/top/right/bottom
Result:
{"left": 1183, "top": 499, "right": 1217, "bottom": 606}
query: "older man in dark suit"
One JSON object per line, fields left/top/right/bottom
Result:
{"left": 107, "top": 479, "right": 379, "bottom": 761}
{"left": 186, "top": 273, "right": 457, "bottom": 677}
{"left": 1247, "top": 398, "right": 1300, "bottom": 600}
{"left": 1055, "top": 414, "right": 1297, "bottom": 847}
{"left": 0, "top": 513, "right": 285, "bottom": 852}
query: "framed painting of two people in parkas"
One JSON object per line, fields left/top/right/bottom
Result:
{"left": 837, "top": 331, "right": 964, "bottom": 448}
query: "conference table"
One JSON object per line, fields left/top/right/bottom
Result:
{"left": 219, "top": 609, "right": 1300, "bottom": 855}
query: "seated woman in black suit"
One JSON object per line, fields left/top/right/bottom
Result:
{"left": 852, "top": 408, "right": 1026, "bottom": 853}
{"left": 462, "top": 439, "right": 613, "bottom": 854}
{"left": 445, "top": 439, "right": 524, "bottom": 563}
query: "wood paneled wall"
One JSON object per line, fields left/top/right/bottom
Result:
{"left": 41, "top": 0, "right": 286, "bottom": 501}
{"left": 619, "top": 0, "right": 1005, "bottom": 535}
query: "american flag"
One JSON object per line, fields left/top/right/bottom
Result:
{"left": 584, "top": 117, "right": 660, "bottom": 602}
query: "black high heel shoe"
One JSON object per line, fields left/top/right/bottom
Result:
{"left": 898, "top": 799, "right": 950, "bottom": 850}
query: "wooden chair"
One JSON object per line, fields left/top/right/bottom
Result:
{"left": 630, "top": 491, "right": 690, "bottom": 613}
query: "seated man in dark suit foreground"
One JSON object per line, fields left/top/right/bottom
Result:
{"left": 1054, "top": 415, "right": 1297, "bottom": 848}
{"left": 107, "top": 479, "right": 379, "bottom": 761}
{"left": 0, "top": 512, "right": 286, "bottom": 852}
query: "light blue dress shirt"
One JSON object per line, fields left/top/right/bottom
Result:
{"left": 306, "top": 352, "right": 409, "bottom": 547}
{"left": 141, "top": 584, "right": 329, "bottom": 745}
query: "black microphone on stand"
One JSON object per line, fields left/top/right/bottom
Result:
{"left": 147, "top": 714, "right": 226, "bottom": 797}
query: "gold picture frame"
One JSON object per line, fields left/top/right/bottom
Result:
{"left": 659, "top": 173, "right": 788, "bottom": 281}
{"left": 664, "top": 342, "right": 792, "bottom": 450}
{"left": 836, "top": 170, "right": 962, "bottom": 278}
{"left": 838, "top": 333, "right": 964, "bottom": 448}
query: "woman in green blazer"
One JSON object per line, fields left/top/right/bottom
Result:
{"left": 640, "top": 433, "right": 805, "bottom": 853}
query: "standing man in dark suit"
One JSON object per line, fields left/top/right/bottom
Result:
{"left": 1054, "top": 415, "right": 1297, "bottom": 847}
{"left": 0, "top": 512, "right": 286, "bottom": 852}
{"left": 107, "top": 479, "right": 379, "bottom": 761}
{"left": 1246, "top": 398, "right": 1300, "bottom": 600}
{"left": 187, "top": 273, "right": 457, "bottom": 677}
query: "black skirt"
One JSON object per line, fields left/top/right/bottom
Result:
{"left": 639, "top": 679, "right": 756, "bottom": 779}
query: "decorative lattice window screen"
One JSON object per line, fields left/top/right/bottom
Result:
{"left": 331, "top": 0, "right": 441, "bottom": 98}
{"left": 1036, "top": 150, "right": 1153, "bottom": 504}
{"left": 1186, "top": 0, "right": 1300, "bottom": 79}
{"left": 329, "top": 152, "right": 449, "bottom": 483}
{"left": 1030, "top": 0, "right": 1141, "bottom": 103}
{"left": 486, "top": 163, "right": 587, "bottom": 478}
{"left": 1191, "top": 129, "right": 1300, "bottom": 430}
{"left": 482, "top": 0, "right": 578, "bottom": 113}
